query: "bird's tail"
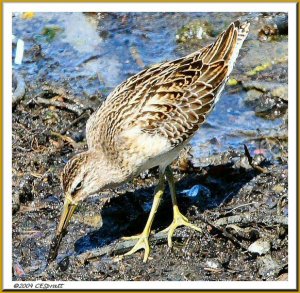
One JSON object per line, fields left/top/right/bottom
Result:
{"left": 201, "top": 20, "right": 250, "bottom": 74}
{"left": 227, "top": 20, "right": 250, "bottom": 73}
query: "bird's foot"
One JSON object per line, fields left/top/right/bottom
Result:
{"left": 162, "top": 207, "right": 201, "bottom": 247}
{"left": 123, "top": 231, "right": 151, "bottom": 262}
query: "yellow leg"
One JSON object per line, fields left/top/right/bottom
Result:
{"left": 123, "top": 173, "right": 165, "bottom": 262}
{"left": 162, "top": 166, "right": 201, "bottom": 247}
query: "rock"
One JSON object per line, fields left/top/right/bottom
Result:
{"left": 226, "top": 225, "right": 259, "bottom": 240}
{"left": 271, "top": 86, "right": 288, "bottom": 101}
{"left": 204, "top": 258, "right": 222, "bottom": 270}
{"left": 242, "top": 81, "right": 288, "bottom": 119}
{"left": 274, "top": 14, "right": 288, "bottom": 35}
{"left": 242, "top": 81, "right": 278, "bottom": 93}
{"left": 12, "top": 71, "right": 26, "bottom": 106}
{"left": 245, "top": 89, "right": 263, "bottom": 104}
{"left": 72, "top": 130, "right": 86, "bottom": 142}
{"left": 266, "top": 195, "right": 278, "bottom": 209}
{"left": 254, "top": 94, "right": 287, "bottom": 120}
{"left": 243, "top": 81, "right": 288, "bottom": 102}
{"left": 235, "top": 155, "right": 252, "bottom": 170}
{"left": 258, "top": 14, "right": 288, "bottom": 40}
{"left": 248, "top": 238, "right": 271, "bottom": 255}
{"left": 253, "top": 154, "right": 266, "bottom": 166}
{"left": 258, "top": 22, "right": 283, "bottom": 41}
{"left": 73, "top": 213, "right": 103, "bottom": 229}
{"left": 282, "top": 204, "right": 288, "bottom": 217}
{"left": 258, "top": 255, "right": 281, "bottom": 279}
{"left": 176, "top": 20, "right": 215, "bottom": 44}
{"left": 238, "top": 38, "right": 287, "bottom": 74}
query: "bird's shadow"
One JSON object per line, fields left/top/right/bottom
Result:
{"left": 74, "top": 161, "right": 261, "bottom": 255}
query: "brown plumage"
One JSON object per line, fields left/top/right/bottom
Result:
{"left": 49, "top": 20, "right": 250, "bottom": 263}
{"left": 85, "top": 21, "right": 249, "bottom": 173}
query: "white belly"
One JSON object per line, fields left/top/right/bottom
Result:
{"left": 118, "top": 127, "right": 187, "bottom": 175}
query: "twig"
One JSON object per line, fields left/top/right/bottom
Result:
{"left": 34, "top": 97, "right": 83, "bottom": 116}
{"left": 218, "top": 192, "right": 234, "bottom": 208}
{"left": 13, "top": 145, "right": 32, "bottom": 152}
{"left": 198, "top": 215, "right": 248, "bottom": 250}
{"left": 203, "top": 267, "right": 223, "bottom": 273}
{"left": 76, "top": 231, "right": 181, "bottom": 264}
{"left": 60, "top": 111, "right": 90, "bottom": 135}
{"left": 19, "top": 203, "right": 49, "bottom": 213}
{"left": 13, "top": 122, "right": 33, "bottom": 134}
{"left": 225, "top": 202, "right": 260, "bottom": 214}
{"left": 50, "top": 131, "right": 79, "bottom": 149}
{"left": 244, "top": 144, "right": 269, "bottom": 173}
{"left": 40, "top": 85, "right": 89, "bottom": 112}
{"left": 225, "top": 224, "right": 259, "bottom": 240}
{"left": 214, "top": 212, "right": 288, "bottom": 226}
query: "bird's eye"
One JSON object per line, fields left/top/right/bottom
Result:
{"left": 71, "top": 181, "right": 82, "bottom": 196}
{"left": 75, "top": 181, "right": 82, "bottom": 191}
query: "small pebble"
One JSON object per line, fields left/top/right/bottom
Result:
{"left": 204, "top": 258, "right": 222, "bottom": 269}
{"left": 248, "top": 238, "right": 271, "bottom": 255}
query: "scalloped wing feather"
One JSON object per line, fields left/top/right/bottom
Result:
{"left": 86, "top": 21, "right": 250, "bottom": 157}
{"left": 123, "top": 21, "right": 249, "bottom": 146}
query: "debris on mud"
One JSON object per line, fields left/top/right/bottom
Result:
{"left": 243, "top": 81, "right": 288, "bottom": 120}
{"left": 176, "top": 20, "right": 216, "bottom": 44}
{"left": 258, "top": 13, "right": 288, "bottom": 41}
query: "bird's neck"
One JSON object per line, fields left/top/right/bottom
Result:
{"left": 88, "top": 150, "right": 130, "bottom": 189}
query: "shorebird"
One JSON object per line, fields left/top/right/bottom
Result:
{"left": 48, "top": 20, "right": 249, "bottom": 263}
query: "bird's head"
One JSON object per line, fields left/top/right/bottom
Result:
{"left": 55, "top": 151, "right": 119, "bottom": 237}
{"left": 61, "top": 151, "right": 100, "bottom": 203}
{"left": 48, "top": 150, "right": 123, "bottom": 263}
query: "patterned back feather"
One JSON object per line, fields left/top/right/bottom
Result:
{"left": 86, "top": 20, "right": 250, "bottom": 157}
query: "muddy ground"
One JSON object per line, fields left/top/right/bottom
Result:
{"left": 12, "top": 12, "right": 288, "bottom": 282}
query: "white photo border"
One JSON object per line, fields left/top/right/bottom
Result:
{"left": 3, "top": 2, "right": 297, "bottom": 290}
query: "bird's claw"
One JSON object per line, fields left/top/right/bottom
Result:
{"left": 123, "top": 233, "right": 150, "bottom": 262}
{"left": 162, "top": 210, "right": 201, "bottom": 248}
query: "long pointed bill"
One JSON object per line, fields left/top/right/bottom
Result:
{"left": 56, "top": 199, "right": 77, "bottom": 236}
{"left": 47, "top": 196, "right": 77, "bottom": 263}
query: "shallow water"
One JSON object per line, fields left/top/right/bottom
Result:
{"left": 192, "top": 90, "right": 283, "bottom": 160}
